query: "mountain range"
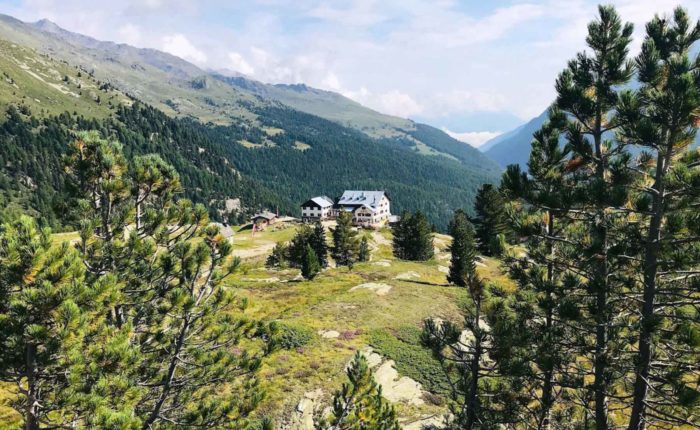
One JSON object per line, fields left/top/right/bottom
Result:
{"left": 0, "top": 13, "right": 503, "bottom": 229}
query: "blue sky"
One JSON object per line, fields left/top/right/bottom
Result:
{"left": 1, "top": 0, "right": 698, "bottom": 145}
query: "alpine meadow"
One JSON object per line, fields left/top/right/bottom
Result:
{"left": 0, "top": 2, "right": 699, "bottom": 430}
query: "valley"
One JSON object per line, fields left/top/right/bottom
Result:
{"left": 0, "top": 3, "right": 698, "bottom": 430}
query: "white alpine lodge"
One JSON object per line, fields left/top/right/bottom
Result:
{"left": 300, "top": 190, "right": 393, "bottom": 228}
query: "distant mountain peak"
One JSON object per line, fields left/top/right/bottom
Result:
{"left": 33, "top": 18, "right": 60, "bottom": 30}
{"left": 275, "top": 83, "right": 311, "bottom": 92}
{"left": 32, "top": 18, "right": 77, "bottom": 38}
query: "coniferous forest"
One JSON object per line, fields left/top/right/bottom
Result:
{"left": 0, "top": 101, "right": 499, "bottom": 231}
{"left": 0, "top": 3, "right": 699, "bottom": 430}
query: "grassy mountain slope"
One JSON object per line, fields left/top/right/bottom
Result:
{"left": 0, "top": 39, "right": 130, "bottom": 118}
{"left": 0, "top": 14, "right": 261, "bottom": 124}
{"left": 215, "top": 75, "right": 413, "bottom": 137}
{"left": 0, "top": 92, "right": 499, "bottom": 230}
{"left": 128, "top": 102, "right": 500, "bottom": 229}
{"left": 217, "top": 75, "right": 499, "bottom": 169}
{"left": 0, "top": 102, "right": 286, "bottom": 228}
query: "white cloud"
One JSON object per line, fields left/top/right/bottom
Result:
{"left": 117, "top": 23, "right": 142, "bottom": 46}
{"left": 390, "top": 2, "right": 546, "bottom": 48}
{"left": 161, "top": 34, "right": 207, "bottom": 64}
{"left": 227, "top": 52, "right": 255, "bottom": 75}
{"left": 320, "top": 72, "right": 342, "bottom": 91}
{"left": 345, "top": 88, "right": 424, "bottom": 117}
{"left": 430, "top": 90, "right": 508, "bottom": 116}
{"left": 375, "top": 90, "right": 423, "bottom": 116}
{"left": 442, "top": 129, "right": 502, "bottom": 147}
{"left": 306, "top": 0, "right": 387, "bottom": 27}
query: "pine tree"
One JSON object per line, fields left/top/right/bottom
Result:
{"left": 391, "top": 211, "right": 410, "bottom": 260}
{"left": 498, "top": 112, "right": 584, "bottom": 429}
{"left": 287, "top": 224, "right": 328, "bottom": 269}
{"left": 332, "top": 211, "right": 359, "bottom": 268}
{"left": 131, "top": 153, "right": 180, "bottom": 232}
{"left": 616, "top": 8, "right": 700, "bottom": 429}
{"left": 64, "top": 132, "right": 272, "bottom": 428}
{"left": 446, "top": 209, "right": 478, "bottom": 288}
{"left": 358, "top": 236, "right": 370, "bottom": 262}
{"left": 392, "top": 211, "right": 433, "bottom": 261}
{"left": 311, "top": 222, "right": 329, "bottom": 268}
{"left": 411, "top": 211, "right": 435, "bottom": 261}
{"left": 0, "top": 216, "right": 131, "bottom": 429}
{"left": 301, "top": 244, "right": 321, "bottom": 280}
{"left": 316, "top": 352, "right": 400, "bottom": 430}
{"left": 423, "top": 210, "right": 520, "bottom": 429}
{"left": 266, "top": 242, "right": 289, "bottom": 269}
{"left": 472, "top": 184, "right": 508, "bottom": 256}
{"left": 288, "top": 225, "right": 314, "bottom": 268}
{"left": 553, "top": 7, "right": 635, "bottom": 428}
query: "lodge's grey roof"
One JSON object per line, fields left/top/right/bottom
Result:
{"left": 311, "top": 196, "right": 334, "bottom": 207}
{"left": 337, "top": 191, "right": 387, "bottom": 209}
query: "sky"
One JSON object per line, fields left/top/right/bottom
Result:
{"left": 1, "top": 0, "right": 698, "bottom": 146}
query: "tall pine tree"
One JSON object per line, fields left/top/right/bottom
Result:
{"left": 332, "top": 211, "right": 359, "bottom": 268}
{"left": 311, "top": 222, "right": 329, "bottom": 268}
{"left": 499, "top": 111, "right": 584, "bottom": 429}
{"left": 553, "top": 7, "right": 635, "bottom": 428}
{"left": 423, "top": 210, "right": 520, "bottom": 429}
{"left": 301, "top": 244, "right": 321, "bottom": 280}
{"left": 472, "top": 184, "right": 508, "bottom": 256}
{"left": 617, "top": 8, "right": 700, "bottom": 429}
{"left": 392, "top": 211, "right": 434, "bottom": 261}
{"left": 0, "top": 217, "right": 136, "bottom": 429}
{"left": 358, "top": 236, "right": 371, "bottom": 262}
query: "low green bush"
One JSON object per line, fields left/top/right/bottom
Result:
{"left": 369, "top": 327, "right": 450, "bottom": 395}
{"left": 276, "top": 323, "right": 315, "bottom": 349}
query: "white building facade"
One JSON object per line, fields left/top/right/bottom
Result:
{"left": 300, "top": 196, "right": 334, "bottom": 221}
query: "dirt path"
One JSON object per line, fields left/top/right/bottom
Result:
{"left": 233, "top": 242, "right": 277, "bottom": 259}
{"left": 372, "top": 231, "right": 392, "bottom": 247}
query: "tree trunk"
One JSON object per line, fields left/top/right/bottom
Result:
{"left": 539, "top": 212, "right": 556, "bottom": 430}
{"left": 539, "top": 367, "right": 554, "bottom": 430}
{"left": 592, "top": 108, "right": 610, "bottom": 430}
{"left": 141, "top": 318, "right": 190, "bottom": 430}
{"left": 593, "top": 288, "right": 609, "bottom": 430}
{"left": 25, "top": 343, "right": 40, "bottom": 430}
{"left": 627, "top": 145, "right": 670, "bottom": 430}
{"left": 465, "top": 297, "right": 482, "bottom": 430}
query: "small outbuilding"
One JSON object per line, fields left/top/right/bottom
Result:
{"left": 251, "top": 211, "right": 278, "bottom": 228}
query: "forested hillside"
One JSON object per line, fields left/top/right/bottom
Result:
{"left": 0, "top": 104, "right": 283, "bottom": 228}
{"left": 0, "top": 100, "right": 500, "bottom": 229}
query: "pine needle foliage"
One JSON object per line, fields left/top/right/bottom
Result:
{"left": 332, "top": 211, "right": 360, "bottom": 268}
{"left": 63, "top": 131, "right": 273, "bottom": 429}
{"left": 316, "top": 352, "right": 400, "bottom": 430}
{"left": 392, "top": 211, "right": 434, "bottom": 261}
